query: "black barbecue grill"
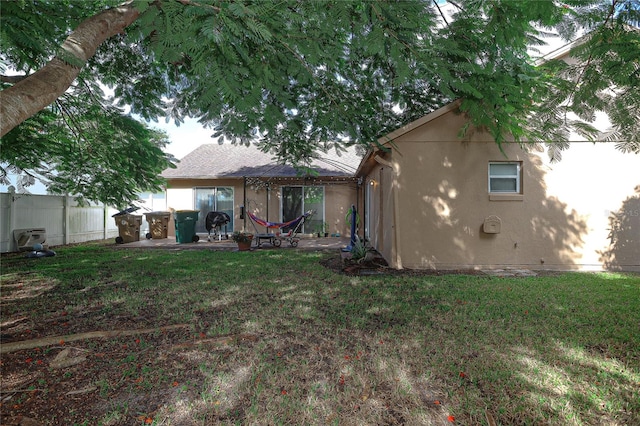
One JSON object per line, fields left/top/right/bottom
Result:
{"left": 205, "top": 211, "right": 231, "bottom": 241}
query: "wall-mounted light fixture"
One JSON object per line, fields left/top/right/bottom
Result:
{"left": 369, "top": 179, "right": 376, "bottom": 186}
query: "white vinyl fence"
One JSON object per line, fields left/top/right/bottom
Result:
{"left": 0, "top": 192, "right": 121, "bottom": 253}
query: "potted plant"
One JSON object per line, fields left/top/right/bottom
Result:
{"left": 231, "top": 231, "right": 254, "bottom": 251}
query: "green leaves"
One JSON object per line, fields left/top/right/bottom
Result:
{"left": 0, "top": 82, "right": 174, "bottom": 207}
{"left": 0, "top": 0, "right": 123, "bottom": 69}
{"left": 123, "top": 0, "right": 448, "bottom": 159}
{"left": 527, "top": 0, "right": 640, "bottom": 158}
{"left": 1, "top": 0, "right": 638, "bottom": 200}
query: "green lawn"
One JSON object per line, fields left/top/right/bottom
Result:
{"left": 1, "top": 243, "right": 638, "bottom": 425}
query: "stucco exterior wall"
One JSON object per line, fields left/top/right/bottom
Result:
{"left": 363, "top": 107, "right": 639, "bottom": 271}
{"left": 243, "top": 183, "right": 358, "bottom": 236}
{"left": 364, "top": 164, "right": 383, "bottom": 253}
{"left": 393, "top": 139, "right": 575, "bottom": 270}
{"left": 540, "top": 143, "right": 639, "bottom": 271}
{"left": 165, "top": 178, "right": 244, "bottom": 236}
{"left": 364, "top": 163, "right": 397, "bottom": 266}
{"left": 165, "top": 178, "right": 358, "bottom": 238}
{"left": 324, "top": 184, "right": 359, "bottom": 236}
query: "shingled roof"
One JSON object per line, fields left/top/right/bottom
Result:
{"left": 162, "top": 143, "right": 363, "bottom": 179}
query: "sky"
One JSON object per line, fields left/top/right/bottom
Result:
{"left": 147, "top": 117, "right": 217, "bottom": 160}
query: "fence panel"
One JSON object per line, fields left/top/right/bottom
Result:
{"left": 0, "top": 193, "right": 120, "bottom": 252}
{"left": 0, "top": 194, "right": 12, "bottom": 252}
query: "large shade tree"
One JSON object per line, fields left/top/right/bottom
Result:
{"left": 1, "top": 0, "right": 638, "bottom": 206}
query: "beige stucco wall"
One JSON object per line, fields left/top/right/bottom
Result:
{"left": 364, "top": 107, "right": 639, "bottom": 271}
{"left": 164, "top": 178, "right": 239, "bottom": 236}
{"left": 540, "top": 143, "right": 639, "bottom": 271}
{"left": 165, "top": 178, "right": 358, "bottom": 238}
{"left": 324, "top": 184, "right": 359, "bottom": 236}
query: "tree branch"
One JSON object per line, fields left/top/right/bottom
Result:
{"left": 0, "top": 75, "right": 27, "bottom": 84}
{"left": 55, "top": 99, "right": 82, "bottom": 140}
{"left": 278, "top": 40, "right": 337, "bottom": 105}
{"left": 0, "top": 2, "right": 140, "bottom": 137}
{"left": 564, "top": 0, "right": 619, "bottom": 113}
{"left": 433, "top": 0, "right": 450, "bottom": 27}
{"left": 446, "top": 0, "right": 464, "bottom": 13}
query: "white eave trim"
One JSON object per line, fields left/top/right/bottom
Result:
{"left": 355, "top": 99, "right": 463, "bottom": 176}
{"left": 534, "top": 33, "right": 589, "bottom": 66}
{"left": 376, "top": 99, "right": 463, "bottom": 145}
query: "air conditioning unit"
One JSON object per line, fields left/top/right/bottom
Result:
{"left": 13, "top": 228, "right": 47, "bottom": 251}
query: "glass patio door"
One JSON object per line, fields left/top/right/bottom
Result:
{"left": 194, "top": 187, "right": 234, "bottom": 233}
{"left": 281, "top": 186, "right": 323, "bottom": 233}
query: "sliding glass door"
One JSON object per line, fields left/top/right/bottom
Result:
{"left": 194, "top": 187, "right": 234, "bottom": 233}
{"left": 281, "top": 186, "right": 323, "bottom": 233}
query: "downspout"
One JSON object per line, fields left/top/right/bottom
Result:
{"left": 357, "top": 177, "right": 364, "bottom": 241}
{"left": 374, "top": 154, "right": 403, "bottom": 269}
{"left": 356, "top": 178, "right": 360, "bottom": 237}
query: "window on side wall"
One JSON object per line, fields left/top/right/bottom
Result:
{"left": 488, "top": 162, "right": 523, "bottom": 200}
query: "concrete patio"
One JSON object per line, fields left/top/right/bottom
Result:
{"left": 115, "top": 234, "right": 352, "bottom": 251}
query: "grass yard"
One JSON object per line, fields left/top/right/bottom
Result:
{"left": 1, "top": 242, "right": 639, "bottom": 425}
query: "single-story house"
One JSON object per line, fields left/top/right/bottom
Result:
{"left": 161, "top": 143, "right": 363, "bottom": 238}
{"left": 355, "top": 100, "right": 639, "bottom": 271}
{"left": 160, "top": 110, "right": 638, "bottom": 272}
{"left": 161, "top": 37, "right": 637, "bottom": 271}
{"left": 353, "top": 36, "right": 639, "bottom": 272}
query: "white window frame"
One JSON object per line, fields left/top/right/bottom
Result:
{"left": 488, "top": 162, "right": 521, "bottom": 194}
{"left": 193, "top": 186, "right": 235, "bottom": 232}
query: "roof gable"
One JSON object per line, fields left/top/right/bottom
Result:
{"left": 376, "top": 100, "right": 463, "bottom": 145}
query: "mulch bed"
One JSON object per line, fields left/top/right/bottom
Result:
{"left": 320, "top": 254, "right": 487, "bottom": 277}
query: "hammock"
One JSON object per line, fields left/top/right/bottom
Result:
{"left": 248, "top": 210, "right": 313, "bottom": 248}
{"left": 248, "top": 211, "right": 308, "bottom": 230}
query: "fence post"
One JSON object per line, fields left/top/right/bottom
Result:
{"left": 103, "top": 203, "right": 108, "bottom": 240}
{"left": 9, "top": 189, "right": 16, "bottom": 251}
{"left": 63, "top": 196, "right": 70, "bottom": 245}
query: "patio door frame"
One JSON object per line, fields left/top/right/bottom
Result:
{"left": 193, "top": 187, "right": 234, "bottom": 233}
{"left": 280, "top": 185, "right": 324, "bottom": 234}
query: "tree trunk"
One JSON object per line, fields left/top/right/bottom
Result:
{"left": 0, "top": 2, "right": 140, "bottom": 137}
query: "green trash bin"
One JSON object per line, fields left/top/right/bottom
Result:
{"left": 173, "top": 210, "right": 200, "bottom": 243}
